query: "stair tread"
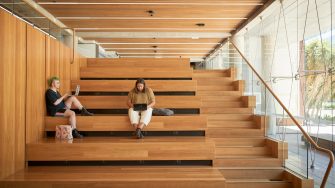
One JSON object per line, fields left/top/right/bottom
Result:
{"left": 2, "top": 166, "right": 225, "bottom": 181}
{"left": 31, "top": 136, "right": 213, "bottom": 144}
{"left": 215, "top": 155, "right": 274, "bottom": 159}
{"left": 226, "top": 179, "right": 289, "bottom": 182}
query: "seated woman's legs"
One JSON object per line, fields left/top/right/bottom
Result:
{"left": 135, "top": 108, "right": 153, "bottom": 139}
{"left": 138, "top": 108, "right": 153, "bottom": 129}
{"left": 128, "top": 108, "right": 143, "bottom": 138}
{"left": 128, "top": 108, "right": 140, "bottom": 127}
{"left": 64, "top": 96, "right": 93, "bottom": 116}
{"left": 55, "top": 109, "right": 83, "bottom": 138}
{"left": 65, "top": 96, "right": 83, "bottom": 110}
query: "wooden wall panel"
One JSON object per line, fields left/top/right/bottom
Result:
{"left": 26, "top": 25, "right": 46, "bottom": 144}
{"left": 50, "top": 38, "right": 60, "bottom": 78}
{"left": 0, "top": 9, "right": 26, "bottom": 179}
{"left": 45, "top": 37, "right": 51, "bottom": 88}
{"left": 0, "top": 8, "right": 82, "bottom": 179}
{"left": 13, "top": 14, "right": 27, "bottom": 178}
{"left": 46, "top": 37, "right": 60, "bottom": 86}
{"left": 59, "top": 45, "right": 71, "bottom": 94}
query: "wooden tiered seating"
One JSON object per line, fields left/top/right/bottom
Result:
{"left": 80, "top": 67, "right": 193, "bottom": 79}
{"left": 26, "top": 137, "right": 215, "bottom": 161}
{"left": 34, "top": 58, "right": 210, "bottom": 164}
{"left": 71, "top": 80, "right": 197, "bottom": 92}
{"left": 87, "top": 58, "right": 191, "bottom": 68}
{"left": 81, "top": 58, "right": 193, "bottom": 79}
{"left": 45, "top": 115, "right": 207, "bottom": 131}
{"left": 1, "top": 58, "right": 313, "bottom": 188}
{"left": 76, "top": 96, "right": 200, "bottom": 109}
{"left": 1, "top": 166, "right": 225, "bottom": 188}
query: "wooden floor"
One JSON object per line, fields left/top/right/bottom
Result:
{"left": 0, "top": 166, "right": 226, "bottom": 188}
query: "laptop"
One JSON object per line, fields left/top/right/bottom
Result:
{"left": 133, "top": 103, "right": 147, "bottom": 111}
{"left": 74, "top": 85, "right": 80, "bottom": 96}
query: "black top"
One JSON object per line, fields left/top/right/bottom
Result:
{"left": 45, "top": 89, "right": 66, "bottom": 116}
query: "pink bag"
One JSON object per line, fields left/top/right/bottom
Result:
{"left": 55, "top": 125, "right": 73, "bottom": 140}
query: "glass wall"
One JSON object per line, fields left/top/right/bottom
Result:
{"left": 200, "top": 0, "right": 334, "bottom": 187}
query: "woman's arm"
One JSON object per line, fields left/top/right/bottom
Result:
{"left": 127, "top": 99, "right": 133, "bottom": 108}
{"left": 53, "top": 93, "right": 69, "bottom": 106}
{"left": 147, "top": 100, "right": 155, "bottom": 108}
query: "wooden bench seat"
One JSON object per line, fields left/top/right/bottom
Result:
{"left": 80, "top": 67, "right": 193, "bottom": 79}
{"left": 26, "top": 137, "right": 215, "bottom": 161}
{"left": 0, "top": 166, "right": 225, "bottom": 188}
{"left": 76, "top": 96, "right": 201, "bottom": 109}
{"left": 87, "top": 58, "right": 191, "bottom": 69}
{"left": 71, "top": 80, "right": 197, "bottom": 92}
{"left": 45, "top": 115, "right": 207, "bottom": 131}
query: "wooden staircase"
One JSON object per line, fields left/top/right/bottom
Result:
{"left": 194, "top": 69, "right": 313, "bottom": 188}
{"left": 0, "top": 59, "right": 313, "bottom": 188}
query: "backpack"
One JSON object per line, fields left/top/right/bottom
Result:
{"left": 152, "top": 108, "right": 174, "bottom": 116}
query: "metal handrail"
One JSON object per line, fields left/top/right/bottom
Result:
{"left": 230, "top": 40, "right": 334, "bottom": 188}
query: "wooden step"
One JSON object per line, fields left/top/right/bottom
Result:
{"left": 219, "top": 168, "right": 285, "bottom": 180}
{"left": 206, "top": 114, "right": 254, "bottom": 121}
{"left": 197, "top": 91, "right": 242, "bottom": 96}
{"left": 80, "top": 67, "right": 193, "bottom": 79}
{"left": 201, "top": 96, "right": 242, "bottom": 102}
{"left": 87, "top": 58, "right": 191, "bottom": 69}
{"left": 197, "top": 85, "right": 235, "bottom": 91}
{"left": 192, "top": 70, "right": 230, "bottom": 78}
{"left": 0, "top": 166, "right": 225, "bottom": 188}
{"left": 215, "top": 146, "right": 271, "bottom": 157}
{"left": 206, "top": 128, "right": 264, "bottom": 138}
{"left": 201, "top": 108, "right": 253, "bottom": 114}
{"left": 76, "top": 96, "right": 201, "bottom": 109}
{"left": 194, "top": 78, "right": 234, "bottom": 85}
{"left": 201, "top": 101, "right": 245, "bottom": 108}
{"left": 212, "top": 138, "right": 266, "bottom": 147}
{"left": 213, "top": 158, "right": 284, "bottom": 168}
{"left": 208, "top": 121, "right": 256, "bottom": 128}
{"left": 71, "top": 80, "right": 197, "bottom": 92}
{"left": 225, "top": 180, "right": 291, "bottom": 188}
{"left": 26, "top": 137, "right": 215, "bottom": 161}
{"left": 45, "top": 115, "right": 207, "bottom": 131}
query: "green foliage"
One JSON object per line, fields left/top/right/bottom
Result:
{"left": 304, "top": 40, "right": 335, "bottom": 118}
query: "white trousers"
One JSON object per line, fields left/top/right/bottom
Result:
{"left": 128, "top": 107, "right": 153, "bottom": 126}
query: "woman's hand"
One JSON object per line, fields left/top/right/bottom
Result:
{"left": 62, "top": 93, "right": 70, "bottom": 99}
{"left": 127, "top": 99, "right": 133, "bottom": 108}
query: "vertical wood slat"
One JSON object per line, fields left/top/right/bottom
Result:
{"left": 26, "top": 25, "right": 46, "bottom": 144}
{"left": 0, "top": 9, "right": 26, "bottom": 179}
{"left": 59, "top": 45, "right": 71, "bottom": 94}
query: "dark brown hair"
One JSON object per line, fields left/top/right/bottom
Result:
{"left": 134, "top": 78, "right": 146, "bottom": 93}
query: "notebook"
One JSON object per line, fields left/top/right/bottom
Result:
{"left": 133, "top": 103, "right": 147, "bottom": 111}
{"left": 74, "top": 85, "right": 80, "bottom": 96}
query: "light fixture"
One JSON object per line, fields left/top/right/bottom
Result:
{"left": 146, "top": 10, "right": 155, "bottom": 16}
{"left": 196, "top": 23, "right": 205, "bottom": 27}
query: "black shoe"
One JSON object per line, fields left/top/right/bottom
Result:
{"left": 81, "top": 107, "right": 93, "bottom": 116}
{"left": 140, "top": 131, "right": 144, "bottom": 139}
{"left": 135, "top": 128, "right": 142, "bottom": 139}
{"left": 72, "top": 129, "right": 84, "bottom": 139}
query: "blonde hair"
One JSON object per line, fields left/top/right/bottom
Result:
{"left": 48, "top": 76, "right": 59, "bottom": 87}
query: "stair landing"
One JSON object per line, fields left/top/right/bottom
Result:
{"left": 0, "top": 166, "right": 226, "bottom": 188}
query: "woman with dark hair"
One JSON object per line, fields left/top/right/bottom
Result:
{"left": 127, "top": 78, "right": 155, "bottom": 139}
